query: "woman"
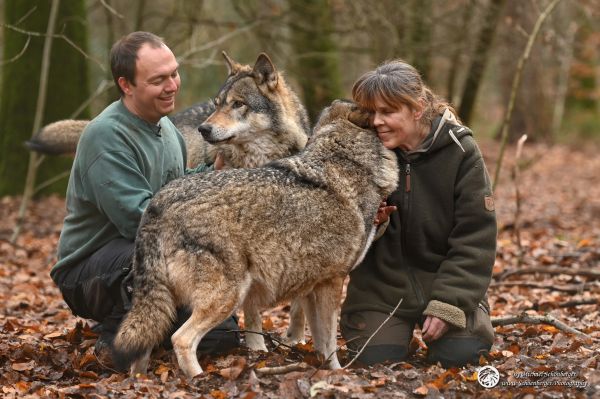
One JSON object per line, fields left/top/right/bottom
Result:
{"left": 341, "top": 60, "right": 497, "bottom": 367}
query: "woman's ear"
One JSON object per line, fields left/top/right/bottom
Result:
{"left": 413, "top": 99, "right": 426, "bottom": 120}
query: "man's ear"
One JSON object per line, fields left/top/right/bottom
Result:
{"left": 118, "top": 76, "right": 132, "bottom": 95}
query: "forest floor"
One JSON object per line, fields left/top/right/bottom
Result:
{"left": 1, "top": 140, "right": 599, "bottom": 398}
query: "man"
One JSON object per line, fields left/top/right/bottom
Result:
{"left": 50, "top": 31, "right": 239, "bottom": 358}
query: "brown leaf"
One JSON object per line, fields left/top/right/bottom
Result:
{"left": 413, "top": 385, "right": 429, "bottom": 396}
{"left": 219, "top": 357, "right": 247, "bottom": 380}
{"left": 210, "top": 389, "right": 228, "bottom": 399}
{"left": 12, "top": 360, "right": 35, "bottom": 371}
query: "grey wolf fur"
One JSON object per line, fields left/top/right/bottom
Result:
{"left": 112, "top": 100, "right": 399, "bottom": 377}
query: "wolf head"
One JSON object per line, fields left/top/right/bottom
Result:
{"left": 312, "top": 99, "right": 372, "bottom": 133}
{"left": 307, "top": 99, "right": 399, "bottom": 198}
{"left": 198, "top": 52, "right": 310, "bottom": 168}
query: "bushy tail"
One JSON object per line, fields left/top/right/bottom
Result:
{"left": 25, "top": 119, "right": 89, "bottom": 155}
{"left": 112, "top": 231, "right": 176, "bottom": 370}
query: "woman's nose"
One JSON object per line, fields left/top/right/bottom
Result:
{"left": 373, "top": 112, "right": 383, "bottom": 126}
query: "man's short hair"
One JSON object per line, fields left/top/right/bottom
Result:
{"left": 110, "top": 31, "right": 165, "bottom": 96}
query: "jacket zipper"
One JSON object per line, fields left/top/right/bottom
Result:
{"left": 400, "top": 162, "right": 425, "bottom": 309}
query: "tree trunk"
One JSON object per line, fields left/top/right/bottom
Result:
{"left": 289, "top": 0, "right": 342, "bottom": 123}
{"left": 458, "top": 0, "right": 507, "bottom": 125}
{"left": 0, "top": 0, "right": 91, "bottom": 196}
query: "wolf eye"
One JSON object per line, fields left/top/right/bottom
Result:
{"left": 231, "top": 100, "right": 245, "bottom": 109}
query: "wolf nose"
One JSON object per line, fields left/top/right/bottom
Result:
{"left": 198, "top": 124, "right": 212, "bottom": 140}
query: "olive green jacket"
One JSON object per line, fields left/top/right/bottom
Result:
{"left": 342, "top": 109, "right": 497, "bottom": 328}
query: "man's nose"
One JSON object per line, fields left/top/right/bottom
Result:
{"left": 164, "top": 77, "right": 179, "bottom": 92}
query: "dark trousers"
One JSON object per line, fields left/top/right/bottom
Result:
{"left": 53, "top": 238, "right": 239, "bottom": 354}
{"left": 340, "top": 305, "right": 494, "bottom": 368}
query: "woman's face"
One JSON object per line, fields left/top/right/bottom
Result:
{"left": 372, "top": 98, "right": 425, "bottom": 151}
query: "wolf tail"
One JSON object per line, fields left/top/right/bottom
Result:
{"left": 112, "top": 225, "right": 177, "bottom": 370}
{"left": 25, "top": 119, "right": 89, "bottom": 155}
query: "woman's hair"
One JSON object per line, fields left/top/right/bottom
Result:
{"left": 352, "top": 59, "right": 459, "bottom": 125}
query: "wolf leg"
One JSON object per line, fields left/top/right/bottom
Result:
{"left": 285, "top": 300, "right": 305, "bottom": 345}
{"left": 129, "top": 349, "right": 151, "bottom": 376}
{"left": 171, "top": 282, "right": 241, "bottom": 378}
{"left": 243, "top": 305, "right": 268, "bottom": 352}
{"left": 302, "top": 277, "right": 344, "bottom": 369}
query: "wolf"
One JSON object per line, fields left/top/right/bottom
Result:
{"left": 112, "top": 100, "right": 399, "bottom": 377}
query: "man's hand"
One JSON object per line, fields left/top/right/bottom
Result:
{"left": 374, "top": 201, "right": 397, "bottom": 225}
{"left": 214, "top": 152, "right": 225, "bottom": 171}
{"left": 421, "top": 316, "right": 450, "bottom": 342}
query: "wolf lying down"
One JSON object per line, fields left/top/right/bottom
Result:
{"left": 112, "top": 100, "right": 399, "bottom": 377}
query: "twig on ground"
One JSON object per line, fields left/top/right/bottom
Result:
{"left": 254, "top": 362, "right": 309, "bottom": 376}
{"left": 525, "top": 298, "right": 598, "bottom": 311}
{"left": 342, "top": 298, "right": 403, "bottom": 369}
{"left": 495, "top": 266, "right": 600, "bottom": 280}
{"left": 489, "top": 281, "right": 594, "bottom": 293}
{"left": 491, "top": 313, "right": 591, "bottom": 339}
{"left": 230, "top": 329, "right": 298, "bottom": 351}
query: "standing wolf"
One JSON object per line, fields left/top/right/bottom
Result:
{"left": 112, "top": 100, "right": 399, "bottom": 377}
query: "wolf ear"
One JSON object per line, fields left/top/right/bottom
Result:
{"left": 348, "top": 105, "right": 372, "bottom": 129}
{"left": 222, "top": 51, "right": 242, "bottom": 76}
{"left": 253, "top": 53, "right": 278, "bottom": 91}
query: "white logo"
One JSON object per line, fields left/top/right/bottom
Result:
{"left": 478, "top": 365, "right": 500, "bottom": 388}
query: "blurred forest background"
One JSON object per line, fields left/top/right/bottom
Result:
{"left": 0, "top": 0, "right": 599, "bottom": 196}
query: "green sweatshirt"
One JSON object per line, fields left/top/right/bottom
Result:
{"left": 341, "top": 109, "right": 497, "bottom": 328}
{"left": 51, "top": 100, "right": 210, "bottom": 280}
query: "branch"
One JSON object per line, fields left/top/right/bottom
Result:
{"left": 254, "top": 362, "right": 309, "bottom": 376}
{"left": 491, "top": 313, "right": 591, "bottom": 339}
{"left": 342, "top": 298, "right": 403, "bottom": 369}
{"left": 0, "top": 36, "right": 31, "bottom": 66}
{"left": 177, "top": 20, "right": 263, "bottom": 63}
{"left": 495, "top": 266, "right": 600, "bottom": 280}
{"left": 489, "top": 281, "right": 594, "bottom": 293}
{"left": 525, "top": 298, "right": 598, "bottom": 311}
{"left": 229, "top": 329, "right": 298, "bottom": 352}
{"left": 99, "top": 0, "right": 124, "bottom": 19}
{"left": 492, "top": 0, "right": 562, "bottom": 191}
{"left": 1, "top": 23, "right": 106, "bottom": 72}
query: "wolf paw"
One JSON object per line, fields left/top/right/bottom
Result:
{"left": 245, "top": 334, "right": 269, "bottom": 352}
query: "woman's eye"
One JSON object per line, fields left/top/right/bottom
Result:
{"left": 232, "top": 100, "right": 244, "bottom": 109}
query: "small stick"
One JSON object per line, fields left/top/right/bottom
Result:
{"left": 496, "top": 266, "right": 600, "bottom": 280}
{"left": 491, "top": 313, "right": 591, "bottom": 339}
{"left": 254, "top": 362, "right": 309, "bottom": 376}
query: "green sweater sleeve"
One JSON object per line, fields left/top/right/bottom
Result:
{"left": 84, "top": 150, "right": 154, "bottom": 240}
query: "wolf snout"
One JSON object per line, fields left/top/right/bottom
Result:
{"left": 198, "top": 124, "right": 213, "bottom": 140}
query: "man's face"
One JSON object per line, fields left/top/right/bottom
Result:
{"left": 119, "top": 43, "right": 180, "bottom": 124}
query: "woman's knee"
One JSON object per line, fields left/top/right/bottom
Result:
{"left": 340, "top": 311, "right": 414, "bottom": 365}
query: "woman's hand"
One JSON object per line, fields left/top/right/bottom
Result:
{"left": 422, "top": 316, "right": 450, "bottom": 342}
{"left": 374, "top": 201, "right": 397, "bottom": 225}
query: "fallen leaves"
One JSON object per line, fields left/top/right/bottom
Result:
{"left": 1, "top": 143, "right": 599, "bottom": 397}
